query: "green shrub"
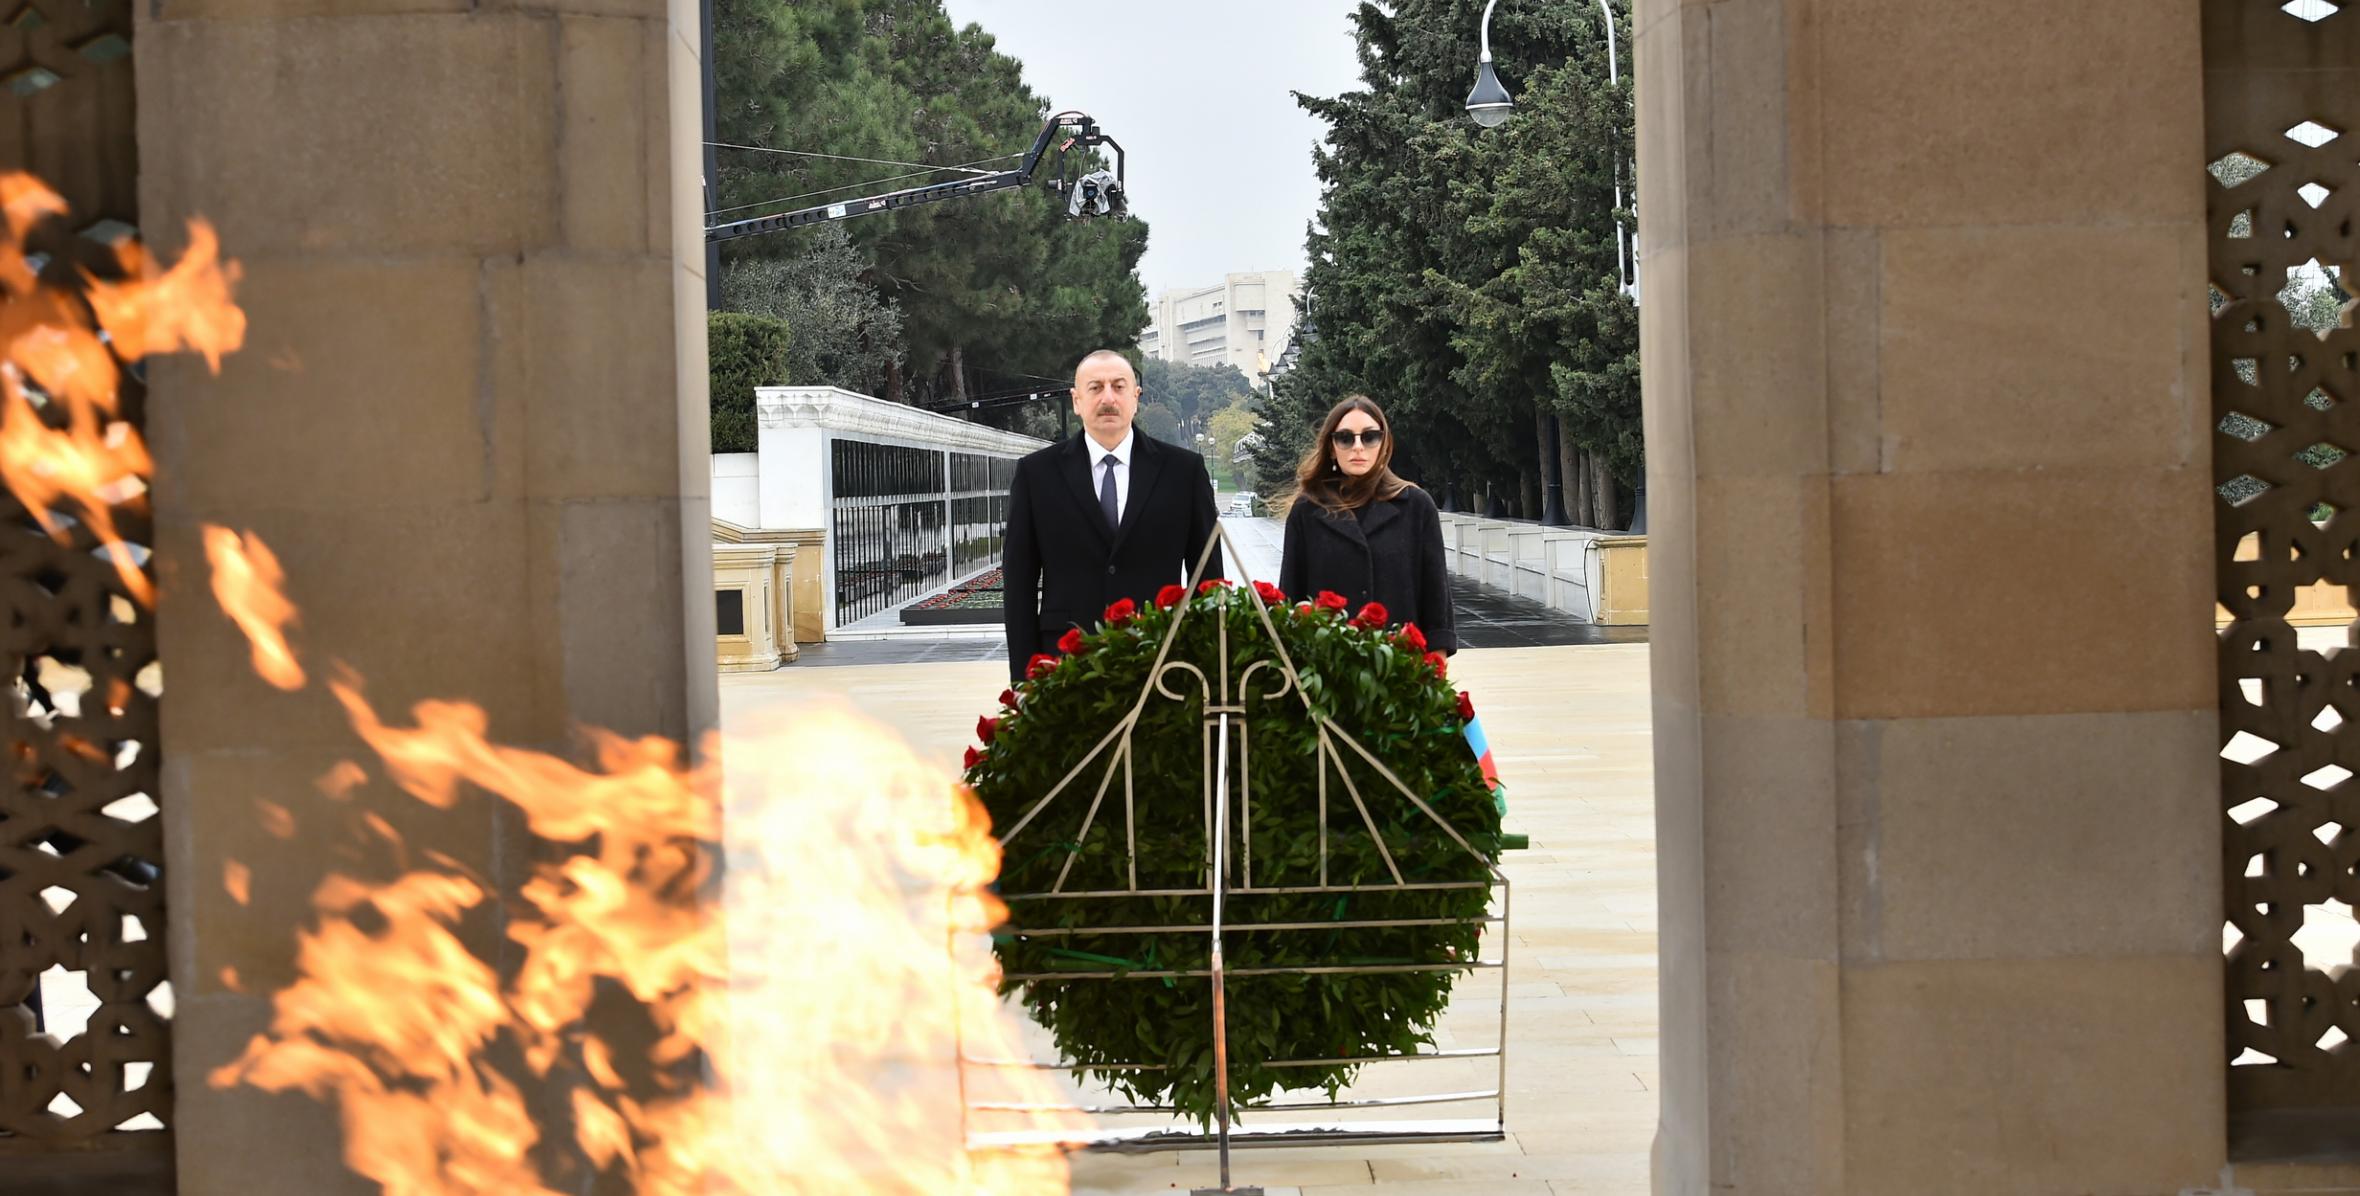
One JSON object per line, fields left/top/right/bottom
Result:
{"left": 707, "top": 311, "right": 796, "bottom": 453}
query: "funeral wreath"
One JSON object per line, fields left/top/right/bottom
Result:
{"left": 962, "top": 579, "right": 1503, "bottom": 1124}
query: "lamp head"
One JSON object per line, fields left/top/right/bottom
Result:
{"left": 1465, "top": 58, "right": 1513, "bottom": 127}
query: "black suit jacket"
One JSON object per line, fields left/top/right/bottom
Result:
{"left": 1276, "top": 486, "right": 1457, "bottom": 654}
{"left": 1001, "top": 432, "right": 1224, "bottom": 679}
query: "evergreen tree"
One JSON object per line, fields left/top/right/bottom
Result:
{"left": 1269, "top": 0, "right": 1639, "bottom": 524}
{"left": 1142, "top": 358, "right": 1256, "bottom": 446}
{"left": 719, "top": 224, "right": 904, "bottom": 395}
{"left": 1442, "top": 35, "right": 1639, "bottom": 524}
{"left": 710, "top": 0, "right": 1149, "bottom": 417}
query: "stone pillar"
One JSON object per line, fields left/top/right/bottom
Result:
{"left": 1638, "top": 1, "right": 2222, "bottom": 1192}
{"left": 136, "top": 1, "right": 713, "bottom": 1191}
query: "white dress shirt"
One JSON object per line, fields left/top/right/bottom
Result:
{"left": 1090, "top": 428, "right": 1135, "bottom": 525}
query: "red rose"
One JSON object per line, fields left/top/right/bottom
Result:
{"left": 976, "top": 714, "right": 998, "bottom": 744}
{"left": 1058, "top": 627, "right": 1087, "bottom": 655}
{"left": 1425, "top": 651, "right": 1449, "bottom": 678}
{"left": 1353, "top": 601, "right": 1390, "bottom": 629}
{"left": 1399, "top": 623, "right": 1428, "bottom": 652}
{"left": 998, "top": 688, "right": 1018, "bottom": 709}
{"left": 1155, "top": 583, "right": 1187, "bottom": 609}
{"left": 1027, "top": 653, "right": 1059, "bottom": 679}
{"left": 1457, "top": 690, "right": 1475, "bottom": 721}
{"left": 1254, "top": 581, "right": 1286, "bottom": 606}
{"left": 1314, "top": 590, "right": 1349, "bottom": 613}
{"left": 964, "top": 745, "right": 982, "bottom": 770}
{"left": 1198, "top": 578, "right": 1229, "bottom": 595}
{"left": 1104, "top": 597, "right": 1137, "bottom": 624}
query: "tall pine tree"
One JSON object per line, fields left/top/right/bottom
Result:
{"left": 711, "top": 0, "right": 1149, "bottom": 419}
{"left": 1261, "top": 0, "right": 1638, "bottom": 525}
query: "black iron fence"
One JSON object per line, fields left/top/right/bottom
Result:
{"left": 831, "top": 442, "right": 1021, "bottom": 626}
{"left": 950, "top": 453, "right": 1017, "bottom": 580}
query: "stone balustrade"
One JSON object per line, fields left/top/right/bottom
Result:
{"left": 1436, "top": 513, "right": 1647, "bottom": 625}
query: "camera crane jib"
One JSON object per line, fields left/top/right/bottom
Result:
{"left": 705, "top": 111, "right": 1127, "bottom": 244}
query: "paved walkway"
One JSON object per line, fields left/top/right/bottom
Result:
{"left": 720, "top": 642, "right": 1659, "bottom": 1194}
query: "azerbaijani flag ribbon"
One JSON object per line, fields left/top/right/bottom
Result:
{"left": 1462, "top": 711, "right": 1507, "bottom": 816}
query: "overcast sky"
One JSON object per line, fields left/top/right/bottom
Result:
{"left": 937, "top": 0, "right": 1366, "bottom": 299}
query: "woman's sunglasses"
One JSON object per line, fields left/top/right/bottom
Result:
{"left": 1331, "top": 428, "right": 1386, "bottom": 449}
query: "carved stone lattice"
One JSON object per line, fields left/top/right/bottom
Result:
{"left": 2209, "top": 0, "right": 2360, "bottom": 1120}
{"left": 0, "top": 443, "right": 171, "bottom": 1143}
{"left": 0, "top": 1, "right": 137, "bottom": 232}
{"left": 0, "top": 0, "right": 170, "bottom": 1173}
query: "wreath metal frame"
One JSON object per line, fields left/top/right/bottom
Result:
{"left": 957, "top": 523, "right": 1511, "bottom": 1191}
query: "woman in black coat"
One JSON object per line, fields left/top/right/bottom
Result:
{"left": 1276, "top": 395, "right": 1457, "bottom": 654}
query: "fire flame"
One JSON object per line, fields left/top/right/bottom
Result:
{"left": 0, "top": 170, "right": 1086, "bottom": 1192}
{"left": 203, "top": 615, "right": 1082, "bottom": 1193}
{"left": 203, "top": 525, "right": 304, "bottom": 690}
{"left": 0, "top": 174, "right": 242, "bottom": 607}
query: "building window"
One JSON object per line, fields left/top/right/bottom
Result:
{"left": 716, "top": 589, "right": 746, "bottom": 637}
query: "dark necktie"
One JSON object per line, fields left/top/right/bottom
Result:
{"left": 1099, "top": 454, "right": 1120, "bottom": 531}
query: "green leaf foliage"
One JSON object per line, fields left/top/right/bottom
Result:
{"left": 964, "top": 584, "right": 1501, "bottom": 1125}
{"left": 707, "top": 311, "right": 798, "bottom": 453}
{"left": 1142, "top": 358, "right": 1257, "bottom": 440}
{"left": 720, "top": 224, "right": 905, "bottom": 396}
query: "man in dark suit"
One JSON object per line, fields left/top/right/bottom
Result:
{"left": 1001, "top": 349, "right": 1223, "bottom": 681}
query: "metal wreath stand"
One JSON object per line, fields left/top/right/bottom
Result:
{"left": 959, "top": 524, "right": 1511, "bottom": 1195}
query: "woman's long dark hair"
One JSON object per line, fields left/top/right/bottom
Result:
{"left": 1285, "top": 395, "right": 1415, "bottom": 515}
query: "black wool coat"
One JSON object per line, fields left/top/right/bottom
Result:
{"left": 1276, "top": 486, "right": 1457, "bottom": 654}
{"left": 1000, "top": 432, "right": 1224, "bottom": 680}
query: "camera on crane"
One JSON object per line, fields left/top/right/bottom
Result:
{"left": 706, "top": 110, "right": 1129, "bottom": 243}
{"left": 1060, "top": 169, "right": 1126, "bottom": 220}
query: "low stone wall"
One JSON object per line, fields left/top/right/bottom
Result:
{"left": 1436, "top": 513, "right": 1648, "bottom": 625}
{"left": 713, "top": 518, "right": 826, "bottom": 672}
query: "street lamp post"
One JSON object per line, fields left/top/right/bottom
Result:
{"left": 1467, "top": 0, "right": 1637, "bottom": 528}
{"left": 1465, "top": 0, "right": 1514, "bottom": 128}
{"left": 701, "top": 0, "right": 722, "bottom": 310}
{"left": 1465, "top": 0, "right": 1636, "bottom": 306}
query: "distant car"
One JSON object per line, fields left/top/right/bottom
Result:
{"left": 1224, "top": 493, "right": 1264, "bottom": 517}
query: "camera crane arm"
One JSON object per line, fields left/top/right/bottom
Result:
{"left": 704, "top": 111, "right": 1126, "bottom": 244}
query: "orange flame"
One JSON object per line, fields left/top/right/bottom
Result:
{"left": 316, "top": 759, "right": 368, "bottom": 800}
{"left": 204, "top": 610, "right": 1083, "bottom": 1192}
{"left": 191, "top": 490, "right": 1076, "bottom": 1185}
{"left": 204, "top": 525, "right": 304, "bottom": 690}
{"left": 254, "top": 799, "right": 297, "bottom": 839}
{"left": 12, "top": 161, "right": 1083, "bottom": 1190}
{"left": 0, "top": 174, "right": 242, "bottom": 608}
{"left": 84, "top": 221, "right": 246, "bottom": 372}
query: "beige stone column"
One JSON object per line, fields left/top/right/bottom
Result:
{"left": 1638, "top": 1, "right": 2223, "bottom": 1192}
{"left": 136, "top": 1, "right": 713, "bottom": 1191}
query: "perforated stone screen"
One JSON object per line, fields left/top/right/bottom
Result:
{"left": 2208, "top": 0, "right": 2360, "bottom": 1125}
{"left": 0, "top": 0, "right": 172, "bottom": 1182}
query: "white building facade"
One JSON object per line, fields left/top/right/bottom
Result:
{"left": 1138, "top": 270, "right": 1300, "bottom": 379}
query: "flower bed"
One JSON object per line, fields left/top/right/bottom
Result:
{"left": 962, "top": 580, "right": 1500, "bottom": 1125}
{"left": 899, "top": 567, "right": 1002, "bottom": 626}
